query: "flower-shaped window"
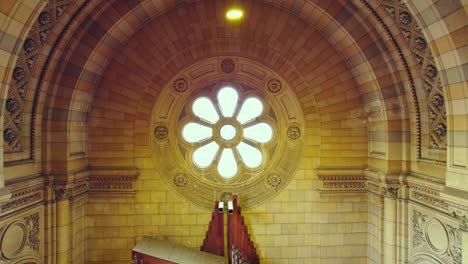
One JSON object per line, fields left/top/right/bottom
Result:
{"left": 181, "top": 86, "right": 273, "bottom": 178}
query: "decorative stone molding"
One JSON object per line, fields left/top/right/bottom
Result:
{"left": 151, "top": 56, "right": 304, "bottom": 209}
{"left": 173, "top": 174, "right": 187, "bottom": 187}
{"left": 317, "top": 168, "right": 367, "bottom": 194}
{"left": 383, "top": 186, "right": 399, "bottom": 198}
{"left": 287, "top": 126, "right": 301, "bottom": 140}
{"left": 154, "top": 125, "right": 168, "bottom": 140}
{"left": 88, "top": 168, "right": 139, "bottom": 197}
{"left": 410, "top": 210, "right": 462, "bottom": 264}
{"left": 377, "top": 0, "right": 447, "bottom": 151}
{"left": 267, "top": 79, "right": 282, "bottom": 93}
{"left": 450, "top": 208, "right": 468, "bottom": 232}
{"left": 4, "top": 0, "right": 72, "bottom": 153}
{"left": 220, "top": 58, "right": 235, "bottom": 73}
{"left": 266, "top": 174, "right": 281, "bottom": 188}
{"left": 411, "top": 190, "right": 449, "bottom": 211}
{"left": 173, "top": 78, "right": 188, "bottom": 93}
{"left": 53, "top": 187, "right": 72, "bottom": 201}
{"left": 0, "top": 210, "right": 42, "bottom": 262}
{"left": 0, "top": 182, "right": 43, "bottom": 215}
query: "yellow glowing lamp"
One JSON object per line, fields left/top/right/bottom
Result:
{"left": 226, "top": 8, "right": 243, "bottom": 20}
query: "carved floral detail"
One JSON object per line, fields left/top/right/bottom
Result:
{"left": 413, "top": 37, "right": 426, "bottom": 51}
{"left": 174, "top": 174, "right": 187, "bottom": 187}
{"left": 13, "top": 67, "right": 25, "bottom": 82}
{"left": 6, "top": 98, "right": 20, "bottom": 113}
{"left": 221, "top": 58, "right": 235, "bottom": 73}
{"left": 267, "top": 79, "right": 282, "bottom": 93}
{"left": 399, "top": 11, "right": 412, "bottom": 25}
{"left": 425, "top": 65, "right": 437, "bottom": 80}
{"left": 54, "top": 187, "right": 72, "bottom": 201}
{"left": 287, "top": 126, "right": 301, "bottom": 140}
{"left": 40, "top": 30, "right": 49, "bottom": 43}
{"left": 412, "top": 210, "right": 426, "bottom": 248}
{"left": 23, "top": 38, "right": 37, "bottom": 53}
{"left": 431, "top": 94, "right": 444, "bottom": 109}
{"left": 384, "top": 187, "right": 399, "bottom": 198}
{"left": 38, "top": 12, "right": 52, "bottom": 25}
{"left": 24, "top": 212, "right": 40, "bottom": 252}
{"left": 267, "top": 174, "right": 281, "bottom": 188}
{"left": 3, "top": 128, "right": 17, "bottom": 143}
{"left": 380, "top": 0, "right": 447, "bottom": 150}
{"left": 174, "top": 78, "right": 188, "bottom": 92}
{"left": 433, "top": 123, "right": 446, "bottom": 138}
{"left": 411, "top": 210, "right": 462, "bottom": 264}
{"left": 154, "top": 125, "right": 168, "bottom": 140}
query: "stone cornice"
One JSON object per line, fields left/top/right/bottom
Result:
{"left": 87, "top": 167, "right": 139, "bottom": 197}
{"left": 318, "top": 167, "right": 467, "bottom": 230}
{"left": 317, "top": 168, "right": 367, "bottom": 194}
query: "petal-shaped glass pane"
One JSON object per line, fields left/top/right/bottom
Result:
{"left": 236, "top": 97, "right": 263, "bottom": 124}
{"left": 182, "top": 122, "right": 212, "bottom": 143}
{"left": 217, "top": 148, "right": 238, "bottom": 178}
{"left": 193, "top": 97, "right": 219, "bottom": 123}
{"left": 243, "top": 123, "right": 273, "bottom": 143}
{"left": 237, "top": 142, "right": 262, "bottom": 168}
{"left": 217, "top": 87, "right": 238, "bottom": 117}
{"left": 193, "top": 141, "right": 219, "bottom": 168}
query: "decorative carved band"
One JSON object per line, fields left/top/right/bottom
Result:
{"left": 1, "top": 193, "right": 42, "bottom": 212}
{"left": 317, "top": 169, "right": 367, "bottom": 193}
{"left": 0, "top": 182, "right": 44, "bottom": 214}
{"left": 88, "top": 168, "right": 139, "bottom": 197}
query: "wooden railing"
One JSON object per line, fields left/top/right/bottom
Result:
{"left": 200, "top": 201, "right": 225, "bottom": 256}
{"left": 228, "top": 196, "right": 260, "bottom": 264}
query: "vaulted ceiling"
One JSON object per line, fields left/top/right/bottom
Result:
{"left": 1, "top": 0, "right": 466, "bottom": 190}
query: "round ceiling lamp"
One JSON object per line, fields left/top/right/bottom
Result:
{"left": 226, "top": 7, "right": 243, "bottom": 20}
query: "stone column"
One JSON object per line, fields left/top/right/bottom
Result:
{"left": 55, "top": 187, "right": 71, "bottom": 263}
{"left": 382, "top": 187, "right": 398, "bottom": 263}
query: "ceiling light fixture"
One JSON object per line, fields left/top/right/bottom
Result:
{"left": 226, "top": 7, "right": 243, "bottom": 20}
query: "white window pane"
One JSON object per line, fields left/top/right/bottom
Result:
{"left": 236, "top": 97, "right": 263, "bottom": 124}
{"left": 217, "top": 148, "right": 238, "bottom": 178}
{"left": 182, "top": 122, "right": 212, "bottom": 143}
{"left": 193, "top": 141, "right": 219, "bottom": 168}
{"left": 237, "top": 142, "right": 262, "bottom": 168}
{"left": 193, "top": 97, "right": 219, "bottom": 123}
{"left": 243, "top": 123, "right": 273, "bottom": 143}
{"left": 220, "top": 124, "right": 237, "bottom": 141}
{"left": 217, "top": 87, "right": 238, "bottom": 117}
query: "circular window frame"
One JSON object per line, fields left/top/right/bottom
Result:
{"left": 177, "top": 82, "right": 279, "bottom": 183}
{"left": 150, "top": 57, "right": 304, "bottom": 209}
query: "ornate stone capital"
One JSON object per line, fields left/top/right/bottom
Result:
{"left": 53, "top": 186, "right": 72, "bottom": 201}
{"left": 383, "top": 186, "right": 399, "bottom": 199}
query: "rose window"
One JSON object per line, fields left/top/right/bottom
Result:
{"left": 181, "top": 86, "right": 274, "bottom": 178}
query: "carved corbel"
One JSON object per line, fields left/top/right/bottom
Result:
{"left": 53, "top": 186, "right": 72, "bottom": 201}
{"left": 449, "top": 207, "right": 468, "bottom": 232}
{"left": 383, "top": 186, "right": 399, "bottom": 199}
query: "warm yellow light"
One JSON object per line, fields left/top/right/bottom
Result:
{"left": 226, "top": 8, "right": 243, "bottom": 20}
